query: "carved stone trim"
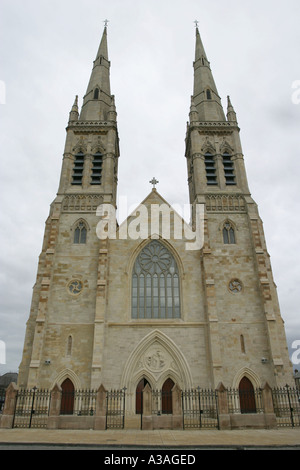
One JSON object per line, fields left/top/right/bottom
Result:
{"left": 206, "top": 194, "right": 246, "bottom": 213}
{"left": 62, "top": 194, "right": 103, "bottom": 212}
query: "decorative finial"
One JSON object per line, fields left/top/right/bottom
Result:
{"left": 149, "top": 177, "right": 159, "bottom": 189}
{"left": 104, "top": 19, "right": 109, "bottom": 28}
{"left": 194, "top": 20, "right": 199, "bottom": 28}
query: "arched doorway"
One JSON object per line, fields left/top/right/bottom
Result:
{"left": 239, "top": 377, "right": 256, "bottom": 414}
{"left": 162, "top": 378, "right": 174, "bottom": 414}
{"left": 60, "top": 378, "right": 75, "bottom": 415}
{"left": 136, "top": 378, "right": 151, "bottom": 414}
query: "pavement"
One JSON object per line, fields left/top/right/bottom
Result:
{"left": 0, "top": 427, "right": 300, "bottom": 449}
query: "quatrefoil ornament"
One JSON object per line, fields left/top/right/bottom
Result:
{"left": 68, "top": 279, "right": 83, "bottom": 295}
{"left": 228, "top": 279, "right": 243, "bottom": 294}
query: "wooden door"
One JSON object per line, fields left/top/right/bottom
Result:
{"left": 162, "top": 378, "right": 174, "bottom": 414}
{"left": 136, "top": 378, "right": 150, "bottom": 414}
{"left": 60, "top": 378, "right": 75, "bottom": 415}
{"left": 239, "top": 377, "right": 256, "bottom": 414}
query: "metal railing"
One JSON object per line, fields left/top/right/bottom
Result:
{"left": 182, "top": 388, "right": 219, "bottom": 429}
{"left": 13, "top": 388, "right": 51, "bottom": 428}
{"left": 60, "top": 388, "right": 97, "bottom": 416}
{"left": 2, "top": 383, "right": 299, "bottom": 430}
{"left": 105, "top": 388, "right": 126, "bottom": 429}
{"left": 227, "top": 387, "right": 264, "bottom": 414}
{"left": 272, "top": 385, "right": 300, "bottom": 427}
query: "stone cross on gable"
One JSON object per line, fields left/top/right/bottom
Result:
{"left": 149, "top": 177, "right": 159, "bottom": 189}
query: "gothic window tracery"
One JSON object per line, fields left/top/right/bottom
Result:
{"left": 74, "top": 220, "right": 87, "bottom": 244}
{"left": 132, "top": 241, "right": 180, "bottom": 319}
{"left": 222, "top": 221, "right": 236, "bottom": 244}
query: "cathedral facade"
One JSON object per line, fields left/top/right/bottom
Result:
{"left": 18, "top": 26, "right": 293, "bottom": 416}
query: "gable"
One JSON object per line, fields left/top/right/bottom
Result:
{"left": 109, "top": 190, "right": 204, "bottom": 250}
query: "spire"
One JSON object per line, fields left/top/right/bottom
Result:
{"left": 226, "top": 95, "right": 238, "bottom": 123}
{"left": 79, "top": 25, "right": 112, "bottom": 121}
{"left": 69, "top": 95, "right": 79, "bottom": 122}
{"left": 95, "top": 24, "right": 109, "bottom": 63}
{"left": 192, "top": 26, "right": 225, "bottom": 122}
{"left": 195, "top": 26, "right": 209, "bottom": 65}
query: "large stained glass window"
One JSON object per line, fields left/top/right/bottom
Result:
{"left": 132, "top": 241, "right": 180, "bottom": 319}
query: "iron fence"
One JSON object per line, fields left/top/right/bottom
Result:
{"left": 60, "top": 389, "right": 97, "bottom": 416}
{"left": 13, "top": 388, "right": 51, "bottom": 428}
{"left": 151, "top": 389, "right": 173, "bottom": 415}
{"left": 3, "top": 383, "right": 300, "bottom": 430}
{"left": 105, "top": 388, "right": 126, "bottom": 429}
{"left": 227, "top": 387, "right": 264, "bottom": 414}
{"left": 272, "top": 385, "right": 300, "bottom": 427}
{"left": 182, "top": 388, "right": 219, "bottom": 429}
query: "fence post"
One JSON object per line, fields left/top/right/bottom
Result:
{"left": 0, "top": 382, "right": 18, "bottom": 429}
{"left": 261, "top": 382, "right": 277, "bottom": 429}
{"left": 216, "top": 382, "right": 231, "bottom": 430}
{"left": 142, "top": 383, "right": 153, "bottom": 430}
{"left": 47, "top": 383, "right": 62, "bottom": 429}
{"left": 94, "top": 384, "right": 107, "bottom": 430}
{"left": 172, "top": 384, "right": 183, "bottom": 429}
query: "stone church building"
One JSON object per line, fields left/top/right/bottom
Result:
{"left": 18, "top": 26, "right": 293, "bottom": 417}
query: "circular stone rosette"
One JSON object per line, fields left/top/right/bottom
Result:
{"left": 228, "top": 279, "right": 243, "bottom": 294}
{"left": 67, "top": 279, "right": 83, "bottom": 295}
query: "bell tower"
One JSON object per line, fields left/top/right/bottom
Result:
{"left": 185, "top": 27, "right": 293, "bottom": 386}
{"left": 18, "top": 25, "right": 119, "bottom": 388}
{"left": 186, "top": 27, "right": 250, "bottom": 208}
{"left": 57, "top": 25, "right": 119, "bottom": 206}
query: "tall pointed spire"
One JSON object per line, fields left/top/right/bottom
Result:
{"left": 193, "top": 26, "right": 225, "bottom": 122}
{"left": 194, "top": 25, "right": 208, "bottom": 64}
{"left": 79, "top": 25, "right": 112, "bottom": 121}
{"left": 96, "top": 24, "right": 109, "bottom": 61}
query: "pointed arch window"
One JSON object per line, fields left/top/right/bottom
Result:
{"left": 204, "top": 152, "right": 217, "bottom": 185}
{"left": 206, "top": 89, "right": 212, "bottom": 100}
{"left": 132, "top": 240, "right": 180, "bottom": 319}
{"left": 222, "top": 152, "right": 236, "bottom": 185}
{"left": 223, "top": 221, "right": 236, "bottom": 245}
{"left": 74, "top": 221, "right": 87, "bottom": 244}
{"left": 93, "top": 88, "right": 99, "bottom": 99}
{"left": 91, "top": 152, "right": 103, "bottom": 185}
{"left": 72, "top": 151, "right": 84, "bottom": 185}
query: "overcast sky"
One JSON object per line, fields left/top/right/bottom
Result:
{"left": 0, "top": 0, "right": 299, "bottom": 375}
